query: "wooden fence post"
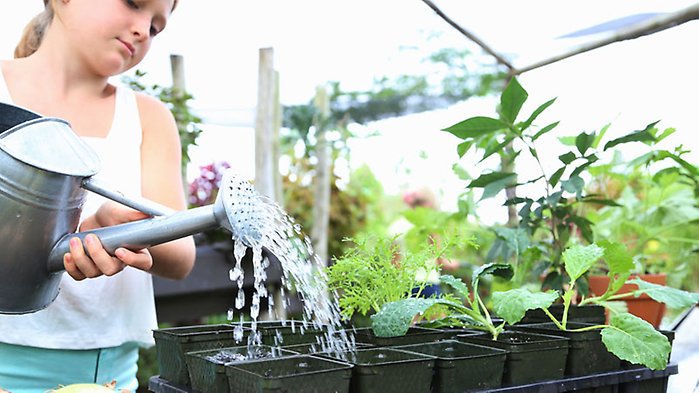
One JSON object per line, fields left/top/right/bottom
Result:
{"left": 311, "top": 85, "right": 331, "bottom": 266}
{"left": 254, "top": 48, "right": 286, "bottom": 320}
{"left": 254, "top": 47, "right": 278, "bottom": 201}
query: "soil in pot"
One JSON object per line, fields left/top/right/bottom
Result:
{"left": 225, "top": 354, "right": 353, "bottom": 393}
{"left": 457, "top": 331, "right": 569, "bottom": 386}
{"left": 395, "top": 340, "right": 507, "bottom": 393}
{"left": 186, "top": 344, "right": 297, "bottom": 393}
{"left": 588, "top": 273, "right": 667, "bottom": 328}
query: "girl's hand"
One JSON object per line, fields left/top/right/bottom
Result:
{"left": 63, "top": 202, "right": 154, "bottom": 280}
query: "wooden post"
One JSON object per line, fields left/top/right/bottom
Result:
{"left": 254, "top": 48, "right": 277, "bottom": 200}
{"left": 170, "top": 54, "right": 186, "bottom": 93}
{"left": 254, "top": 48, "right": 286, "bottom": 320}
{"left": 273, "top": 70, "right": 283, "bottom": 207}
{"left": 311, "top": 86, "right": 331, "bottom": 266}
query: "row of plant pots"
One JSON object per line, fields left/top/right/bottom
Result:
{"left": 150, "top": 315, "right": 677, "bottom": 393}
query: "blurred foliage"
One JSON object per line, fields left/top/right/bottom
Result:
{"left": 585, "top": 152, "right": 699, "bottom": 291}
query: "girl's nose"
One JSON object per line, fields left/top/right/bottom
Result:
{"left": 131, "top": 16, "right": 151, "bottom": 40}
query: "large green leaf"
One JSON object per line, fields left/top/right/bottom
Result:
{"left": 500, "top": 78, "right": 528, "bottom": 124}
{"left": 563, "top": 243, "right": 604, "bottom": 282}
{"left": 491, "top": 289, "right": 559, "bottom": 325}
{"left": 371, "top": 298, "right": 457, "bottom": 337}
{"left": 628, "top": 278, "right": 699, "bottom": 309}
{"left": 443, "top": 116, "right": 508, "bottom": 139}
{"left": 601, "top": 313, "right": 671, "bottom": 370}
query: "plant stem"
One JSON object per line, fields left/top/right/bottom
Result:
{"left": 566, "top": 324, "right": 609, "bottom": 332}
{"left": 543, "top": 308, "right": 565, "bottom": 330}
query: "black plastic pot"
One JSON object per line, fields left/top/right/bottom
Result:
{"left": 396, "top": 340, "right": 507, "bottom": 393}
{"left": 186, "top": 345, "right": 297, "bottom": 393}
{"left": 153, "top": 324, "right": 243, "bottom": 386}
{"left": 321, "top": 347, "right": 435, "bottom": 393}
{"left": 353, "top": 326, "right": 445, "bottom": 346}
{"left": 225, "top": 354, "right": 353, "bottom": 393}
{"left": 513, "top": 322, "right": 621, "bottom": 376}
{"left": 457, "top": 331, "right": 569, "bottom": 386}
{"left": 520, "top": 304, "right": 607, "bottom": 325}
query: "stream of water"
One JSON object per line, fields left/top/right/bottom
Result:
{"left": 222, "top": 176, "right": 355, "bottom": 358}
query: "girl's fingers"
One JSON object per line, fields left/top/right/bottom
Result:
{"left": 115, "top": 248, "right": 153, "bottom": 272}
{"left": 83, "top": 234, "right": 126, "bottom": 276}
{"left": 63, "top": 253, "right": 87, "bottom": 281}
{"left": 67, "top": 236, "right": 102, "bottom": 278}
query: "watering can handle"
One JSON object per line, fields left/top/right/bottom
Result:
{"left": 81, "top": 177, "right": 175, "bottom": 217}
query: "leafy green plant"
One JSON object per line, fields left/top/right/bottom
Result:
{"left": 491, "top": 242, "right": 699, "bottom": 370}
{"left": 371, "top": 263, "right": 556, "bottom": 340}
{"left": 325, "top": 236, "right": 445, "bottom": 322}
{"left": 441, "top": 77, "right": 677, "bottom": 292}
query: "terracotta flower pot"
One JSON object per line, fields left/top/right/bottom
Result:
{"left": 587, "top": 273, "right": 667, "bottom": 328}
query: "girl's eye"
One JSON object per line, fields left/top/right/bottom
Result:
{"left": 125, "top": 0, "right": 139, "bottom": 9}
{"left": 150, "top": 26, "right": 160, "bottom": 37}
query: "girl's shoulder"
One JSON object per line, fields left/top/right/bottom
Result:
{"left": 123, "top": 87, "right": 177, "bottom": 136}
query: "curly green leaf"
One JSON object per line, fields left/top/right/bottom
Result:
{"left": 371, "top": 298, "right": 459, "bottom": 337}
{"left": 440, "top": 275, "right": 470, "bottom": 301}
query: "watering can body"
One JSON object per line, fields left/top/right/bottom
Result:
{"left": 0, "top": 104, "right": 93, "bottom": 313}
{"left": 0, "top": 103, "right": 233, "bottom": 314}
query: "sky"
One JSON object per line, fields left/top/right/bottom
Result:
{"left": 1, "top": 1, "right": 698, "bottom": 224}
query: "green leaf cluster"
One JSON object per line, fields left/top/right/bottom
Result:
{"left": 442, "top": 78, "right": 686, "bottom": 293}
{"left": 493, "top": 242, "right": 699, "bottom": 370}
{"left": 325, "top": 235, "right": 446, "bottom": 321}
{"left": 371, "top": 263, "right": 515, "bottom": 339}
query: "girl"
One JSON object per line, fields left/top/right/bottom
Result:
{"left": 0, "top": 0, "right": 196, "bottom": 391}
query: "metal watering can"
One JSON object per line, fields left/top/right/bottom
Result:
{"left": 0, "top": 103, "right": 262, "bottom": 314}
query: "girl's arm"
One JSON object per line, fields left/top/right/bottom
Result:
{"left": 137, "top": 92, "right": 196, "bottom": 279}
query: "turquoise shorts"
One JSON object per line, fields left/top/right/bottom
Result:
{"left": 0, "top": 341, "right": 139, "bottom": 393}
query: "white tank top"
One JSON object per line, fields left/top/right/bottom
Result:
{"left": 0, "top": 72, "right": 158, "bottom": 349}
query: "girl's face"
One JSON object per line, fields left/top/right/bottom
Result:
{"left": 57, "top": 0, "right": 174, "bottom": 76}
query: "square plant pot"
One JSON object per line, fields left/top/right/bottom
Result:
{"left": 521, "top": 304, "right": 607, "bottom": 325}
{"left": 186, "top": 344, "right": 298, "bottom": 393}
{"left": 321, "top": 347, "right": 435, "bottom": 393}
{"left": 457, "top": 331, "right": 569, "bottom": 386}
{"left": 225, "top": 354, "right": 353, "bottom": 393}
{"left": 395, "top": 340, "right": 507, "bottom": 393}
{"left": 353, "top": 326, "right": 446, "bottom": 347}
{"left": 513, "top": 322, "right": 621, "bottom": 376}
{"left": 153, "top": 324, "right": 244, "bottom": 386}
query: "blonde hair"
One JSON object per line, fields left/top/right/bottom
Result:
{"left": 14, "top": 0, "right": 179, "bottom": 59}
{"left": 14, "top": 1, "right": 54, "bottom": 58}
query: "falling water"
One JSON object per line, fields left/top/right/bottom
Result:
{"left": 221, "top": 173, "right": 354, "bottom": 357}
